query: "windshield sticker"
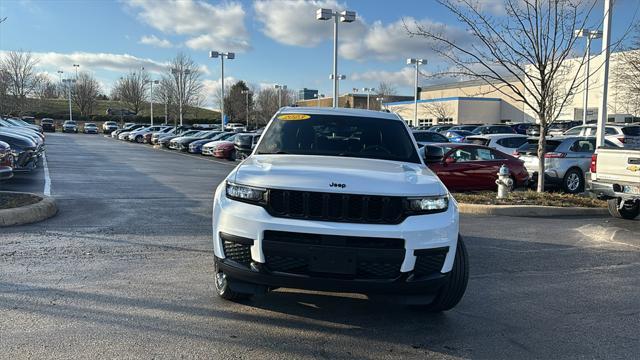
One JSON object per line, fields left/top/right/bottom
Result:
{"left": 277, "top": 114, "right": 311, "bottom": 120}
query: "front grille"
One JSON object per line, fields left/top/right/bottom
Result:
{"left": 266, "top": 189, "right": 406, "bottom": 224}
{"left": 263, "top": 231, "right": 404, "bottom": 280}
{"left": 413, "top": 248, "right": 448, "bottom": 276}
{"left": 222, "top": 241, "right": 252, "bottom": 267}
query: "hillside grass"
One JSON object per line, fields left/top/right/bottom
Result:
{"left": 23, "top": 98, "right": 219, "bottom": 120}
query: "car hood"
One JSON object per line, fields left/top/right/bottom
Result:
{"left": 173, "top": 136, "right": 199, "bottom": 143}
{"left": 232, "top": 155, "right": 447, "bottom": 196}
{"left": 190, "top": 139, "right": 210, "bottom": 146}
{"left": 203, "top": 140, "right": 229, "bottom": 148}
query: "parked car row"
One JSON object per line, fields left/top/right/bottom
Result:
{"left": 0, "top": 116, "right": 46, "bottom": 179}
{"left": 107, "top": 122, "right": 262, "bottom": 162}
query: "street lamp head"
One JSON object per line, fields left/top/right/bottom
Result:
{"left": 209, "top": 51, "right": 219, "bottom": 58}
{"left": 339, "top": 10, "right": 356, "bottom": 23}
{"left": 73, "top": 64, "right": 80, "bottom": 67}
{"left": 153, "top": 80, "right": 159, "bottom": 84}
{"left": 226, "top": 52, "right": 235, "bottom": 60}
{"left": 316, "top": 8, "right": 333, "bottom": 20}
{"left": 574, "top": 29, "right": 587, "bottom": 38}
{"left": 57, "top": 70, "right": 63, "bottom": 74}
{"left": 589, "top": 30, "right": 603, "bottom": 39}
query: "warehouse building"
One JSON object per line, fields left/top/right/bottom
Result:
{"left": 386, "top": 50, "right": 640, "bottom": 127}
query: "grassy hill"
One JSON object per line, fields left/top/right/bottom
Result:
{"left": 22, "top": 98, "right": 220, "bottom": 121}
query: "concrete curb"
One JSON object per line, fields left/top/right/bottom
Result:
{"left": 458, "top": 203, "right": 608, "bottom": 217}
{"left": 0, "top": 192, "right": 58, "bottom": 227}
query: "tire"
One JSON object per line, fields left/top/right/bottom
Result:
{"left": 562, "top": 168, "right": 584, "bottom": 194}
{"left": 135, "top": 135, "right": 143, "bottom": 143}
{"left": 421, "top": 236, "right": 469, "bottom": 312}
{"left": 214, "top": 260, "right": 252, "bottom": 301}
{"left": 607, "top": 198, "right": 640, "bottom": 220}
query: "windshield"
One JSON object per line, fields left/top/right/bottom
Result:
{"left": 65, "top": 121, "right": 76, "bottom": 125}
{"left": 413, "top": 131, "right": 448, "bottom": 142}
{"left": 255, "top": 114, "right": 420, "bottom": 163}
{"left": 621, "top": 126, "right": 640, "bottom": 136}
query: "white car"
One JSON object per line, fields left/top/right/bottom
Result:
{"left": 465, "top": 134, "right": 528, "bottom": 155}
{"left": 211, "top": 107, "right": 468, "bottom": 310}
{"left": 127, "top": 125, "right": 169, "bottom": 143}
{"left": 563, "top": 124, "right": 640, "bottom": 147}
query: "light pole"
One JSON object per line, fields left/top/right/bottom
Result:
{"left": 275, "top": 84, "right": 287, "bottom": 108}
{"left": 362, "top": 87, "right": 375, "bottom": 110}
{"left": 62, "top": 79, "right": 76, "bottom": 121}
{"left": 73, "top": 64, "right": 80, "bottom": 79}
{"left": 407, "top": 58, "right": 426, "bottom": 127}
{"left": 317, "top": 7, "right": 356, "bottom": 108}
{"left": 575, "top": 29, "right": 603, "bottom": 125}
{"left": 597, "top": 0, "right": 612, "bottom": 147}
{"left": 171, "top": 68, "right": 191, "bottom": 126}
{"left": 329, "top": 74, "right": 345, "bottom": 106}
{"left": 376, "top": 96, "right": 385, "bottom": 111}
{"left": 241, "top": 90, "right": 251, "bottom": 128}
{"left": 146, "top": 80, "right": 159, "bottom": 126}
{"left": 209, "top": 51, "right": 235, "bottom": 130}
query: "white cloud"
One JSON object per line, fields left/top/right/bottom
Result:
{"left": 254, "top": 0, "right": 360, "bottom": 47}
{"left": 341, "top": 17, "right": 469, "bottom": 62}
{"left": 253, "top": 1, "right": 468, "bottom": 62}
{"left": 351, "top": 67, "right": 417, "bottom": 87}
{"left": 123, "top": 0, "right": 250, "bottom": 52}
{"left": 139, "top": 35, "right": 173, "bottom": 48}
{"left": 0, "top": 50, "right": 170, "bottom": 75}
{"left": 202, "top": 76, "right": 238, "bottom": 109}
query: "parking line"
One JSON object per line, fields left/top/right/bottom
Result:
{"left": 43, "top": 153, "right": 51, "bottom": 196}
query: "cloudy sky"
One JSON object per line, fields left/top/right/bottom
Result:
{"left": 1, "top": 0, "right": 638, "bottom": 108}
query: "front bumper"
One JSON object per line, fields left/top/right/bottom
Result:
{"left": 212, "top": 184, "right": 459, "bottom": 295}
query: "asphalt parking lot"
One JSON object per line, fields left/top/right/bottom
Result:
{"left": 1, "top": 133, "right": 639, "bottom": 359}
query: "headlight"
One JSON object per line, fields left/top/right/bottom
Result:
{"left": 226, "top": 182, "right": 267, "bottom": 204}
{"left": 406, "top": 195, "right": 449, "bottom": 213}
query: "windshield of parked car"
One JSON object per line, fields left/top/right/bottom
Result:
{"left": 86, "top": 123, "right": 96, "bottom": 127}
{"left": 65, "top": 121, "right": 76, "bottom": 125}
{"left": 413, "top": 131, "right": 448, "bottom": 143}
{"left": 255, "top": 114, "right": 421, "bottom": 163}
{"left": 516, "top": 139, "right": 562, "bottom": 155}
{"left": 621, "top": 126, "right": 640, "bottom": 136}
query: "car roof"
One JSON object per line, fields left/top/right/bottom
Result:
{"left": 277, "top": 106, "right": 402, "bottom": 121}
{"left": 467, "top": 134, "right": 527, "bottom": 139}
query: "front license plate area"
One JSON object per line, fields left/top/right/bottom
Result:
{"left": 309, "top": 248, "right": 357, "bottom": 274}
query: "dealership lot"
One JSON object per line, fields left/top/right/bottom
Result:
{"left": 1, "top": 133, "right": 639, "bottom": 359}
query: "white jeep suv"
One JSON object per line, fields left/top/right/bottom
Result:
{"left": 211, "top": 108, "right": 468, "bottom": 311}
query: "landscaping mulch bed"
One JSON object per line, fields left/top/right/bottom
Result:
{"left": 0, "top": 193, "right": 41, "bottom": 210}
{"left": 453, "top": 191, "right": 606, "bottom": 208}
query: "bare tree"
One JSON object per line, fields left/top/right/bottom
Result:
{"left": 377, "top": 81, "right": 397, "bottom": 97}
{"left": 167, "top": 52, "right": 204, "bottom": 122}
{"left": 0, "top": 68, "right": 11, "bottom": 114}
{"left": 255, "top": 87, "right": 280, "bottom": 125}
{"left": 72, "top": 72, "right": 101, "bottom": 117}
{"left": 612, "top": 31, "right": 640, "bottom": 116}
{"left": 406, "top": 0, "right": 609, "bottom": 192}
{"left": 422, "top": 101, "right": 454, "bottom": 121}
{"left": 112, "top": 69, "right": 149, "bottom": 114}
{"left": 0, "top": 50, "right": 41, "bottom": 114}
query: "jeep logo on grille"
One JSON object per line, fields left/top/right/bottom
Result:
{"left": 329, "top": 182, "right": 346, "bottom": 188}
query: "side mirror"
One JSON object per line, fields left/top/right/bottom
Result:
{"left": 421, "top": 145, "right": 444, "bottom": 164}
{"left": 444, "top": 157, "right": 456, "bottom": 164}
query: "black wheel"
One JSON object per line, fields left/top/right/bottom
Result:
{"left": 214, "top": 260, "right": 252, "bottom": 301}
{"left": 136, "top": 135, "right": 143, "bottom": 143}
{"left": 420, "top": 236, "right": 469, "bottom": 312}
{"left": 562, "top": 168, "right": 584, "bottom": 194}
{"left": 607, "top": 198, "right": 640, "bottom": 220}
{"left": 228, "top": 150, "right": 236, "bottom": 161}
